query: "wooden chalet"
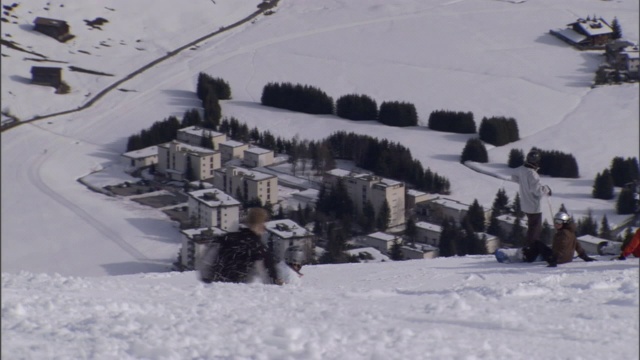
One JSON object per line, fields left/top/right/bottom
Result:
{"left": 550, "top": 18, "right": 614, "bottom": 50}
{"left": 31, "top": 66, "right": 62, "bottom": 88}
{"left": 33, "top": 17, "right": 73, "bottom": 42}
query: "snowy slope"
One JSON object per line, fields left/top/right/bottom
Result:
{"left": 2, "top": 257, "right": 638, "bottom": 359}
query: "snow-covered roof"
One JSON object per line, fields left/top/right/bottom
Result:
{"left": 122, "top": 146, "right": 158, "bottom": 159}
{"left": 188, "top": 189, "right": 240, "bottom": 208}
{"left": 266, "top": 219, "right": 310, "bottom": 239}
{"left": 551, "top": 28, "right": 587, "bottom": 44}
{"left": 230, "top": 166, "right": 276, "bottom": 181}
{"left": 220, "top": 140, "right": 248, "bottom": 148}
{"left": 181, "top": 226, "right": 227, "bottom": 239}
{"left": 416, "top": 221, "right": 442, "bottom": 232}
{"left": 577, "top": 234, "right": 608, "bottom": 245}
{"left": 572, "top": 19, "right": 613, "bottom": 36}
{"left": 245, "top": 147, "right": 273, "bottom": 155}
{"left": 430, "top": 197, "right": 470, "bottom": 211}
{"left": 159, "top": 141, "right": 217, "bottom": 155}
{"left": 325, "top": 168, "right": 352, "bottom": 178}
{"left": 406, "top": 189, "right": 427, "bottom": 197}
{"left": 178, "top": 126, "right": 224, "bottom": 138}
{"left": 366, "top": 232, "right": 398, "bottom": 242}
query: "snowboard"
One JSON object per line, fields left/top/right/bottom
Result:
{"left": 494, "top": 248, "right": 545, "bottom": 263}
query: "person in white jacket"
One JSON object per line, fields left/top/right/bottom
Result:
{"left": 511, "top": 149, "right": 551, "bottom": 259}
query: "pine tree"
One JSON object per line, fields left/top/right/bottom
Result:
{"left": 491, "top": 188, "right": 510, "bottom": 216}
{"left": 376, "top": 200, "right": 391, "bottom": 231}
{"left": 577, "top": 210, "right": 598, "bottom": 237}
{"left": 466, "top": 199, "right": 486, "bottom": 232}
{"left": 512, "top": 193, "right": 523, "bottom": 217}
{"left": 390, "top": 240, "right": 404, "bottom": 260}
{"left": 509, "top": 214, "right": 525, "bottom": 247}
{"left": 405, "top": 217, "right": 417, "bottom": 245}
{"left": 438, "top": 217, "right": 458, "bottom": 257}
{"left": 599, "top": 215, "right": 613, "bottom": 240}
{"left": 611, "top": 17, "right": 622, "bottom": 40}
{"left": 616, "top": 188, "right": 636, "bottom": 214}
{"left": 592, "top": 170, "right": 614, "bottom": 200}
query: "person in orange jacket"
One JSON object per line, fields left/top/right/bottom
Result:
{"left": 614, "top": 227, "right": 640, "bottom": 260}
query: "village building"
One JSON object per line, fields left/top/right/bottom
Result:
{"left": 156, "top": 141, "right": 221, "bottom": 181}
{"left": 550, "top": 18, "right": 614, "bottom": 49}
{"left": 604, "top": 39, "right": 640, "bottom": 80}
{"left": 401, "top": 243, "right": 439, "bottom": 260}
{"left": 30, "top": 66, "right": 62, "bottom": 88}
{"left": 577, "top": 234, "right": 611, "bottom": 255}
{"left": 121, "top": 145, "right": 158, "bottom": 172}
{"left": 359, "top": 232, "right": 401, "bottom": 254}
{"left": 475, "top": 232, "right": 500, "bottom": 254}
{"left": 176, "top": 126, "right": 227, "bottom": 150}
{"left": 33, "top": 17, "right": 73, "bottom": 42}
{"left": 213, "top": 166, "right": 278, "bottom": 206}
{"left": 415, "top": 221, "right": 442, "bottom": 246}
{"left": 417, "top": 197, "right": 489, "bottom": 225}
{"left": 219, "top": 140, "right": 249, "bottom": 163}
{"left": 243, "top": 147, "right": 274, "bottom": 168}
{"left": 264, "top": 219, "right": 314, "bottom": 264}
{"left": 405, "top": 189, "right": 434, "bottom": 214}
{"left": 177, "top": 226, "right": 227, "bottom": 271}
{"left": 186, "top": 188, "right": 241, "bottom": 231}
{"left": 324, "top": 169, "right": 406, "bottom": 229}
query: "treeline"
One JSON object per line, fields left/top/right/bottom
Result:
{"left": 261, "top": 82, "right": 334, "bottom": 115}
{"left": 428, "top": 110, "right": 476, "bottom": 134}
{"left": 478, "top": 116, "right": 520, "bottom": 146}
{"left": 507, "top": 148, "right": 580, "bottom": 178}
{"left": 592, "top": 156, "right": 639, "bottom": 214}
{"left": 325, "top": 131, "right": 450, "bottom": 194}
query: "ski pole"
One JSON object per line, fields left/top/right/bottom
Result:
{"left": 546, "top": 196, "right": 554, "bottom": 222}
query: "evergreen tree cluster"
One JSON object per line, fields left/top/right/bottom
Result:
{"left": 610, "top": 17, "right": 623, "bottom": 40}
{"left": 427, "top": 110, "right": 476, "bottom": 134}
{"left": 196, "top": 72, "right": 232, "bottom": 101}
{"left": 617, "top": 187, "right": 636, "bottom": 214}
{"left": 261, "top": 82, "right": 334, "bottom": 115}
{"left": 335, "top": 94, "right": 378, "bottom": 121}
{"left": 509, "top": 147, "right": 580, "bottom": 178}
{"left": 378, "top": 101, "right": 418, "bottom": 127}
{"left": 325, "top": 131, "right": 451, "bottom": 194}
{"left": 126, "top": 116, "right": 181, "bottom": 151}
{"left": 592, "top": 169, "right": 614, "bottom": 200}
{"left": 460, "top": 138, "right": 488, "bottom": 163}
{"left": 609, "top": 156, "right": 639, "bottom": 187}
{"left": 478, "top": 116, "right": 520, "bottom": 146}
{"left": 536, "top": 148, "right": 579, "bottom": 178}
{"left": 507, "top": 149, "right": 524, "bottom": 168}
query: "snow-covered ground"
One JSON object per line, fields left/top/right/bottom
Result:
{"left": 1, "top": 0, "right": 639, "bottom": 358}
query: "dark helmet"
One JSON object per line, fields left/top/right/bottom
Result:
{"left": 284, "top": 246, "right": 306, "bottom": 266}
{"left": 553, "top": 211, "right": 571, "bottom": 225}
{"left": 526, "top": 149, "right": 541, "bottom": 166}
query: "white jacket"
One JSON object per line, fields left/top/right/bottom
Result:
{"left": 511, "top": 165, "right": 549, "bottom": 214}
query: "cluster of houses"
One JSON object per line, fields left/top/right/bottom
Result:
{"left": 550, "top": 17, "right": 639, "bottom": 82}
{"left": 121, "top": 125, "right": 547, "bottom": 269}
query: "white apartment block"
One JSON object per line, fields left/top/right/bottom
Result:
{"left": 415, "top": 221, "right": 442, "bottom": 246}
{"left": 178, "top": 226, "right": 227, "bottom": 271}
{"left": 187, "top": 188, "right": 241, "bottom": 231}
{"left": 264, "top": 219, "right": 314, "bottom": 263}
{"left": 213, "top": 166, "right": 278, "bottom": 206}
{"left": 401, "top": 244, "right": 439, "bottom": 260}
{"left": 177, "top": 125, "right": 227, "bottom": 150}
{"left": 243, "top": 147, "right": 274, "bottom": 168}
{"left": 121, "top": 145, "right": 158, "bottom": 172}
{"left": 361, "top": 232, "right": 401, "bottom": 253}
{"left": 324, "top": 169, "right": 406, "bottom": 229}
{"left": 157, "top": 141, "right": 221, "bottom": 181}
{"left": 219, "top": 140, "right": 249, "bottom": 163}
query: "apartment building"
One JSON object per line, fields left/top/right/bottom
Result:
{"left": 360, "top": 232, "right": 401, "bottom": 253}
{"left": 186, "top": 188, "right": 241, "bottom": 231}
{"left": 121, "top": 145, "right": 158, "bottom": 172}
{"left": 177, "top": 226, "right": 227, "bottom": 271}
{"left": 324, "top": 169, "right": 406, "bottom": 229}
{"left": 213, "top": 166, "right": 278, "bottom": 206}
{"left": 243, "top": 147, "right": 275, "bottom": 168}
{"left": 264, "top": 219, "right": 314, "bottom": 263}
{"left": 176, "top": 126, "right": 227, "bottom": 150}
{"left": 219, "top": 140, "right": 249, "bottom": 163}
{"left": 157, "top": 141, "right": 221, "bottom": 181}
{"left": 415, "top": 221, "right": 442, "bottom": 246}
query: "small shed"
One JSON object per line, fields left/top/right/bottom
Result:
{"left": 31, "top": 66, "right": 62, "bottom": 88}
{"left": 33, "top": 17, "right": 73, "bottom": 42}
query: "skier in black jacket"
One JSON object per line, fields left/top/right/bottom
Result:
{"left": 200, "top": 207, "right": 282, "bottom": 285}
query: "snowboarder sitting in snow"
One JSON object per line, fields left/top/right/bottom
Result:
{"left": 199, "top": 207, "right": 284, "bottom": 285}
{"left": 523, "top": 212, "right": 596, "bottom": 266}
{"left": 613, "top": 227, "right": 640, "bottom": 260}
{"left": 511, "top": 149, "right": 552, "bottom": 259}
